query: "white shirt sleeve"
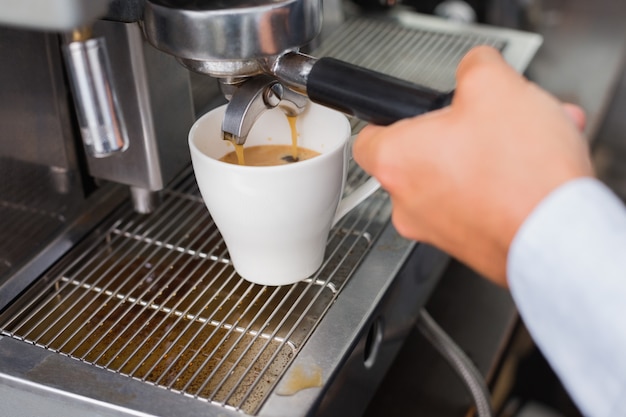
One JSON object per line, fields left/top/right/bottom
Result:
{"left": 507, "top": 178, "right": 626, "bottom": 417}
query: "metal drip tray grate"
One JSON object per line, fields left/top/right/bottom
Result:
{"left": 0, "top": 164, "right": 391, "bottom": 414}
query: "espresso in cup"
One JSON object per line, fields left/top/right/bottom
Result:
{"left": 220, "top": 144, "right": 320, "bottom": 166}
{"left": 220, "top": 114, "right": 320, "bottom": 166}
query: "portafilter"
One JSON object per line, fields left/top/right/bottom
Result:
{"left": 143, "top": 0, "right": 453, "bottom": 144}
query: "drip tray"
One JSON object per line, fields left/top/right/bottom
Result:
{"left": 0, "top": 164, "right": 389, "bottom": 415}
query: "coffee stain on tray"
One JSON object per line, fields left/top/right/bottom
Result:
{"left": 275, "top": 363, "right": 323, "bottom": 396}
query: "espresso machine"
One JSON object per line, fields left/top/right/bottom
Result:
{"left": 0, "top": 1, "right": 542, "bottom": 416}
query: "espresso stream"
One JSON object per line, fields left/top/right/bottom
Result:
{"left": 220, "top": 115, "right": 320, "bottom": 166}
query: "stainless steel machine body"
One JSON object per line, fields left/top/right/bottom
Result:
{"left": 84, "top": 20, "right": 194, "bottom": 206}
{"left": 1, "top": 0, "right": 196, "bottom": 214}
{"left": 0, "top": 2, "right": 541, "bottom": 416}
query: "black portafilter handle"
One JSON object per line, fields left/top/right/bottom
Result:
{"left": 306, "top": 57, "right": 453, "bottom": 125}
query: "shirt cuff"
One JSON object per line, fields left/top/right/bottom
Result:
{"left": 507, "top": 177, "right": 626, "bottom": 417}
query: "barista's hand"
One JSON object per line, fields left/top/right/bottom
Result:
{"left": 353, "top": 45, "right": 594, "bottom": 286}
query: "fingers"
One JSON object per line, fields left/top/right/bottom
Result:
{"left": 454, "top": 45, "right": 533, "bottom": 113}
{"left": 459, "top": 46, "right": 587, "bottom": 133}
{"left": 354, "top": 46, "right": 507, "bottom": 173}
{"left": 456, "top": 45, "right": 523, "bottom": 89}
{"left": 562, "top": 103, "right": 587, "bottom": 132}
{"left": 353, "top": 108, "right": 452, "bottom": 184}
{"left": 456, "top": 45, "right": 507, "bottom": 79}
{"left": 353, "top": 125, "right": 383, "bottom": 176}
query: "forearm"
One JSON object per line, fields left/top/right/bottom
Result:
{"left": 508, "top": 178, "right": 626, "bottom": 417}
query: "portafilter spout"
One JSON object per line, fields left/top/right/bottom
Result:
{"left": 220, "top": 76, "right": 308, "bottom": 145}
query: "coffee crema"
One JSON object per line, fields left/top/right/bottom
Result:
{"left": 220, "top": 144, "right": 320, "bottom": 166}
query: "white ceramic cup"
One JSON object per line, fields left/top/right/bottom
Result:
{"left": 189, "top": 102, "right": 380, "bottom": 286}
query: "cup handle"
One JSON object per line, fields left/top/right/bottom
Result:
{"left": 332, "top": 176, "right": 381, "bottom": 226}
